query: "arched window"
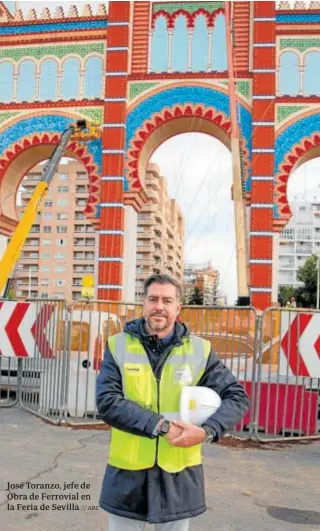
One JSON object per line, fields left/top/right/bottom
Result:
{"left": 61, "top": 57, "right": 80, "bottom": 99}
{"left": 279, "top": 51, "right": 299, "bottom": 96}
{"left": 192, "top": 14, "right": 208, "bottom": 72}
{"left": 172, "top": 15, "right": 188, "bottom": 72}
{"left": 39, "top": 59, "right": 58, "bottom": 101}
{"left": 212, "top": 14, "right": 227, "bottom": 71}
{"left": 0, "top": 61, "right": 14, "bottom": 102}
{"left": 304, "top": 51, "right": 320, "bottom": 95}
{"left": 17, "top": 59, "right": 36, "bottom": 101}
{"left": 84, "top": 56, "right": 103, "bottom": 98}
{"left": 151, "top": 16, "right": 168, "bottom": 73}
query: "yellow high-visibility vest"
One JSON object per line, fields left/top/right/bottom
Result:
{"left": 108, "top": 332, "right": 211, "bottom": 473}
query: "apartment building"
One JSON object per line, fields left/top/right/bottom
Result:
{"left": 184, "top": 262, "right": 220, "bottom": 306}
{"left": 15, "top": 160, "right": 96, "bottom": 301}
{"left": 278, "top": 198, "right": 320, "bottom": 288}
{"left": 135, "top": 163, "right": 185, "bottom": 302}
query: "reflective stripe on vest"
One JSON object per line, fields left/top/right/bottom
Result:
{"left": 108, "top": 332, "right": 211, "bottom": 473}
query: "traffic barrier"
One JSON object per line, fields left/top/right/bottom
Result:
{"left": 254, "top": 307, "right": 320, "bottom": 441}
{"left": 64, "top": 301, "right": 142, "bottom": 423}
{"left": 19, "top": 299, "right": 69, "bottom": 424}
{"left": 1, "top": 300, "right": 319, "bottom": 440}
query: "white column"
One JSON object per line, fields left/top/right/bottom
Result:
{"left": 148, "top": 29, "right": 153, "bottom": 73}
{"left": 207, "top": 29, "right": 213, "bottom": 72}
{"left": 167, "top": 30, "right": 173, "bottom": 73}
{"left": 79, "top": 68, "right": 85, "bottom": 99}
{"left": 187, "top": 29, "right": 193, "bottom": 72}
{"left": 123, "top": 206, "right": 137, "bottom": 303}
{"left": 299, "top": 65, "right": 304, "bottom": 96}
{"left": 57, "top": 69, "right": 63, "bottom": 100}
{"left": 13, "top": 72, "right": 18, "bottom": 102}
{"left": 35, "top": 71, "right": 40, "bottom": 100}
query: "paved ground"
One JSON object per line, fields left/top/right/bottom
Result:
{"left": 0, "top": 407, "right": 319, "bottom": 531}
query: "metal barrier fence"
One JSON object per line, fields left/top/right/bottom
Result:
{"left": 254, "top": 307, "right": 320, "bottom": 442}
{"left": 1, "top": 300, "right": 319, "bottom": 441}
{"left": 0, "top": 299, "right": 68, "bottom": 425}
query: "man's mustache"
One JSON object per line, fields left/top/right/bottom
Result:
{"left": 150, "top": 313, "right": 167, "bottom": 317}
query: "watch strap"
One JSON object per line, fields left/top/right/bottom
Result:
{"left": 202, "top": 425, "right": 217, "bottom": 443}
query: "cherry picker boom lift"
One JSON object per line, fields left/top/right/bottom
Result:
{"left": 0, "top": 119, "right": 100, "bottom": 296}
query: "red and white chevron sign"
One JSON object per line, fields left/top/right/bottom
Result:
{"left": 280, "top": 312, "right": 320, "bottom": 379}
{"left": 0, "top": 302, "right": 56, "bottom": 358}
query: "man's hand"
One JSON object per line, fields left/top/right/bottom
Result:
{"left": 165, "top": 422, "right": 184, "bottom": 444}
{"left": 169, "top": 420, "right": 207, "bottom": 448}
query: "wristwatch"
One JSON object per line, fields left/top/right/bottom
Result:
{"left": 202, "top": 425, "right": 218, "bottom": 443}
{"left": 159, "top": 420, "right": 171, "bottom": 436}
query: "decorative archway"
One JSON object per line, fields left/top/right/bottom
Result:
{"left": 126, "top": 103, "right": 251, "bottom": 198}
{"left": 0, "top": 132, "right": 100, "bottom": 233}
{"left": 151, "top": 7, "right": 224, "bottom": 29}
{"left": 275, "top": 133, "right": 320, "bottom": 228}
{"left": 275, "top": 111, "right": 320, "bottom": 231}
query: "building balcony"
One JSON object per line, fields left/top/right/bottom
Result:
{"left": 147, "top": 189, "right": 160, "bottom": 203}
{"left": 142, "top": 203, "right": 158, "bottom": 213}
{"left": 279, "top": 248, "right": 295, "bottom": 256}
{"left": 137, "top": 245, "right": 153, "bottom": 253}
{"left": 73, "top": 268, "right": 95, "bottom": 275}
{"left": 296, "top": 247, "right": 312, "bottom": 255}
{"left": 16, "top": 269, "right": 39, "bottom": 276}
{"left": 136, "top": 271, "right": 152, "bottom": 279}
{"left": 20, "top": 254, "right": 39, "bottom": 260}
{"left": 145, "top": 175, "right": 160, "bottom": 190}
{"left": 279, "top": 264, "right": 295, "bottom": 269}
{"left": 136, "top": 258, "right": 153, "bottom": 267}
{"left": 24, "top": 242, "right": 40, "bottom": 249}
{"left": 73, "top": 254, "right": 95, "bottom": 261}
{"left": 137, "top": 230, "right": 154, "bottom": 239}
{"left": 16, "top": 281, "right": 38, "bottom": 287}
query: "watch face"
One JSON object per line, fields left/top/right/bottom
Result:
{"left": 161, "top": 421, "right": 170, "bottom": 434}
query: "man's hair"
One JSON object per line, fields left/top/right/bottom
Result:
{"left": 144, "top": 274, "right": 182, "bottom": 300}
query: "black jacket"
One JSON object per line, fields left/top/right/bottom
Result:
{"left": 96, "top": 318, "right": 249, "bottom": 523}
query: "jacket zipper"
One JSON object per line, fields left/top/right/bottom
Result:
{"left": 155, "top": 377, "right": 160, "bottom": 464}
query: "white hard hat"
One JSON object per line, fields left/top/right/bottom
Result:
{"left": 180, "top": 386, "right": 222, "bottom": 426}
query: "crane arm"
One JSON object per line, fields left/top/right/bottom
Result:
{"left": 0, "top": 120, "right": 89, "bottom": 295}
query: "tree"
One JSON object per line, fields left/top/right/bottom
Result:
{"left": 188, "top": 286, "right": 204, "bottom": 305}
{"left": 295, "top": 254, "right": 318, "bottom": 309}
{"left": 278, "top": 285, "right": 296, "bottom": 307}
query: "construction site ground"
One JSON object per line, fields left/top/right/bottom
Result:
{"left": 0, "top": 407, "right": 319, "bottom": 531}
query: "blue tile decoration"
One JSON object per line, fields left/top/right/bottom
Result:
{"left": 0, "top": 20, "right": 107, "bottom": 36}
{"left": 126, "top": 85, "right": 252, "bottom": 189}
{"left": 275, "top": 112, "right": 320, "bottom": 173}
{"left": 276, "top": 13, "right": 320, "bottom": 24}
{"left": 0, "top": 114, "right": 102, "bottom": 173}
{"left": 274, "top": 112, "right": 320, "bottom": 219}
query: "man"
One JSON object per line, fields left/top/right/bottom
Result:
{"left": 96, "top": 274, "right": 249, "bottom": 530}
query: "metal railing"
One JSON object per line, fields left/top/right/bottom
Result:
{"left": 254, "top": 307, "right": 320, "bottom": 442}
{"left": 1, "top": 300, "right": 319, "bottom": 441}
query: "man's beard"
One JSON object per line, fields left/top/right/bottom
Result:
{"left": 146, "top": 315, "right": 168, "bottom": 332}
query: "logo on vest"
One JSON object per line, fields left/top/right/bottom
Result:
{"left": 174, "top": 365, "right": 192, "bottom": 385}
{"left": 126, "top": 366, "right": 141, "bottom": 373}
